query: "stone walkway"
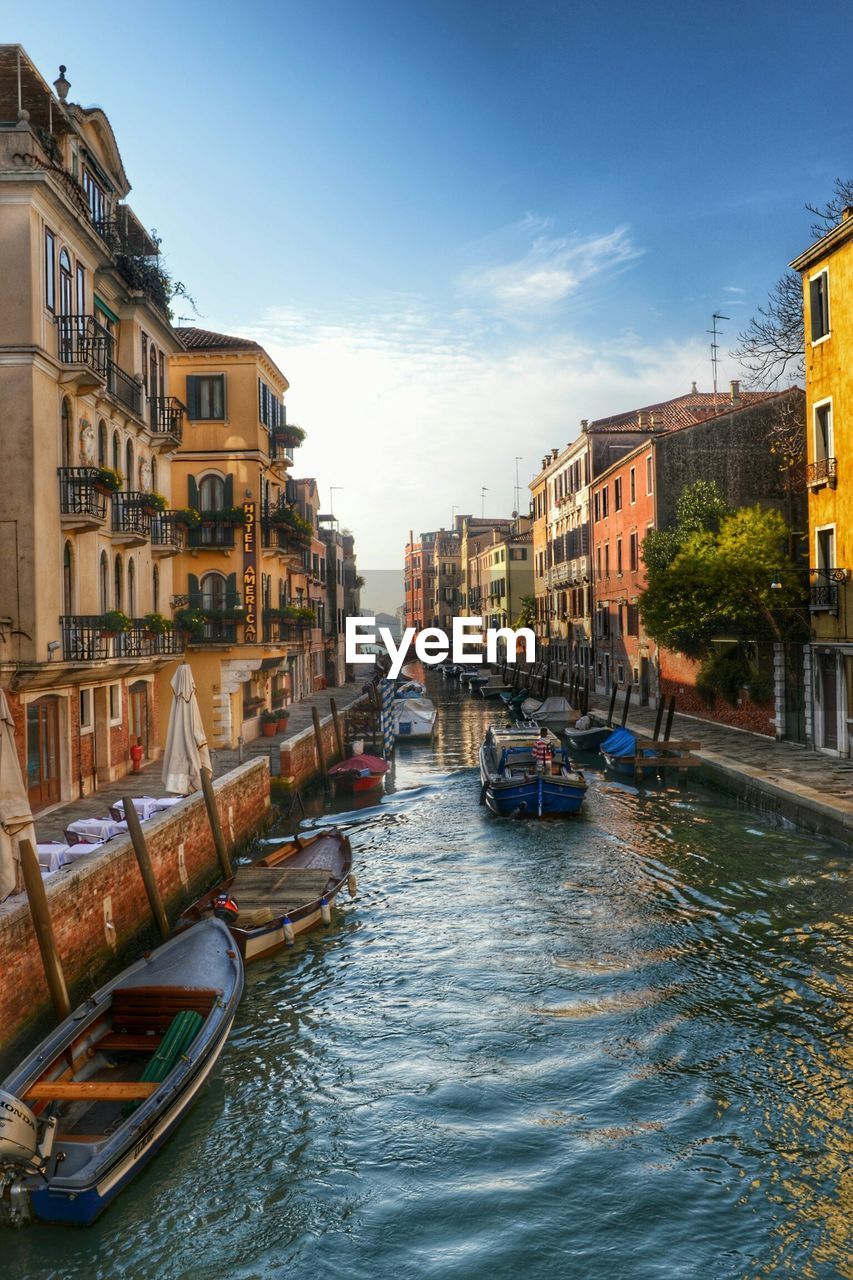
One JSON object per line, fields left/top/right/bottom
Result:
{"left": 32, "top": 681, "right": 368, "bottom": 844}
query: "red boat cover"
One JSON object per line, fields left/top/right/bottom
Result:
{"left": 328, "top": 753, "right": 389, "bottom": 776}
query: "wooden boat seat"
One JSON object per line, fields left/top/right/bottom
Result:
{"left": 111, "top": 985, "right": 220, "bottom": 1035}
{"left": 96, "top": 1034, "right": 163, "bottom": 1053}
{"left": 24, "top": 1081, "right": 158, "bottom": 1101}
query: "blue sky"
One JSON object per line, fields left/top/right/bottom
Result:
{"left": 8, "top": 0, "right": 853, "bottom": 574}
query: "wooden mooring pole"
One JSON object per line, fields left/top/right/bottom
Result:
{"left": 19, "top": 837, "right": 70, "bottom": 1020}
{"left": 606, "top": 682, "right": 618, "bottom": 725}
{"left": 620, "top": 684, "right": 632, "bottom": 727}
{"left": 330, "top": 697, "right": 345, "bottom": 761}
{"left": 664, "top": 696, "right": 677, "bottom": 741}
{"left": 122, "top": 795, "right": 169, "bottom": 941}
{"left": 312, "top": 705, "right": 330, "bottom": 787}
{"left": 652, "top": 698, "right": 665, "bottom": 741}
{"left": 200, "top": 767, "right": 232, "bottom": 879}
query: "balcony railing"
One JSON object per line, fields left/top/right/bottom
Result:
{"left": 150, "top": 512, "right": 186, "bottom": 553}
{"left": 58, "top": 467, "right": 106, "bottom": 522}
{"left": 809, "top": 567, "right": 847, "bottom": 616}
{"left": 806, "top": 457, "right": 838, "bottom": 489}
{"left": 148, "top": 395, "right": 186, "bottom": 442}
{"left": 107, "top": 360, "right": 143, "bottom": 415}
{"left": 188, "top": 520, "right": 236, "bottom": 549}
{"left": 56, "top": 315, "right": 111, "bottom": 376}
{"left": 60, "top": 617, "right": 186, "bottom": 662}
{"left": 112, "top": 492, "right": 151, "bottom": 540}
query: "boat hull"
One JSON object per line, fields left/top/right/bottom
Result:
{"left": 478, "top": 741, "right": 586, "bottom": 818}
{"left": 564, "top": 724, "right": 612, "bottom": 751}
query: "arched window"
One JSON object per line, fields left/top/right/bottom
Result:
{"left": 152, "top": 565, "right": 159, "bottom": 613}
{"left": 114, "top": 555, "right": 123, "bottom": 610}
{"left": 128, "top": 558, "right": 136, "bottom": 617}
{"left": 60, "top": 398, "right": 73, "bottom": 467}
{"left": 62, "top": 542, "right": 73, "bottom": 614}
{"left": 125, "top": 439, "right": 134, "bottom": 492}
{"left": 99, "top": 551, "right": 109, "bottom": 613}
{"left": 200, "top": 571, "right": 226, "bottom": 612}
{"left": 97, "top": 419, "right": 107, "bottom": 466}
{"left": 112, "top": 429, "right": 120, "bottom": 474}
{"left": 149, "top": 347, "right": 158, "bottom": 401}
{"left": 58, "top": 247, "right": 72, "bottom": 317}
{"left": 198, "top": 474, "right": 225, "bottom": 511}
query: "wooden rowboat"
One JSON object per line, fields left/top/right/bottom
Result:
{"left": 178, "top": 829, "right": 353, "bottom": 963}
{"left": 0, "top": 920, "right": 242, "bottom": 1225}
{"left": 328, "top": 753, "right": 389, "bottom": 794}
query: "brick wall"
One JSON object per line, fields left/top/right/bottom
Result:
{"left": 0, "top": 758, "right": 270, "bottom": 1053}
{"left": 279, "top": 715, "right": 347, "bottom": 788}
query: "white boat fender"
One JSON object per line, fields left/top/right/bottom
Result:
{"left": 347, "top": 873, "right": 357, "bottom": 897}
{"left": 321, "top": 896, "right": 332, "bottom": 926}
{"left": 282, "top": 915, "right": 295, "bottom": 946}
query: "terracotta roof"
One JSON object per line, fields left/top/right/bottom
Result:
{"left": 174, "top": 327, "right": 264, "bottom": 352}
{"left": 589, "top": 388, "right": 778, "bottom": 434}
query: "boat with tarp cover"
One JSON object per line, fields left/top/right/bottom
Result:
{"left": 0, "top": 920, "right": 242, "bottom": 1226}
{"left": 479, "top": 724, "right": 587, "bottom": 818}
{"left": 178, "top": 828, "right": 353, "bottom": 962}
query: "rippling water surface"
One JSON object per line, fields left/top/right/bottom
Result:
{"left": 7, "top": 675, "right": 852, "bottom": 1279}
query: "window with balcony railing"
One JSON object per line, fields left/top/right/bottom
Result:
{"left": 58, "top": 468, "right": 107, "bottom": 520}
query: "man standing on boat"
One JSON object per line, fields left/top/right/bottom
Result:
{"left": 532, "top": 729, "right": 553, "bottom": 775}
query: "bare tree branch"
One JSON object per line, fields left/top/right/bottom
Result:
{"left": 732, "top": 270, "right": 804, "bottom": 388}
{"left": 806, "top": 176, "right": 853, "bottom": 239}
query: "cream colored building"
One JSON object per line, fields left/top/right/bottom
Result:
{"left": 0, "top": 47, "right": 186, "bottom": 809}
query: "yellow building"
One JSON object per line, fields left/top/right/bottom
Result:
{"left": 792, "top": 208, "right": 853, "bottom": 753}
{"left": 0, "top": 47, "right": 186, "bottom": 808}
{"left": 167, "top": 328, "right": 308, "bottom": 747}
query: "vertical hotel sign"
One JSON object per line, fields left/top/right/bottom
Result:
{"left": 243, "top": 501, "right": 257, "bottom": 642}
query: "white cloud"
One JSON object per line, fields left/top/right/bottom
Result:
{"left": 242, "top": 301, "right": 741, "bottom": 573}
{"left": 459, "top": 225, "right": 643, "bottom": 312}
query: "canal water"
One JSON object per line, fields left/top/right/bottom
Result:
{"left": 6, "top": 674, "right": 851, "bottom": 1279}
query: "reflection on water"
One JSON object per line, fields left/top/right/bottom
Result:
{"left": 4, "top": 670, "right": 851, "bottom": 1280}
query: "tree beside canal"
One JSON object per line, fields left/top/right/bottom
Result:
{"left": 639, "top": 481, "right": 808, "bottom": 705}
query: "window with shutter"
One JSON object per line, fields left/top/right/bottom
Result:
{"left": 187, "top": 374, "right": 225, "bottom": 419}
{"left": 188, "top": 474, "right": 199, "bottom": 508}
{"left": 225, "top": 572, "right": 238, "bottom": 607}
{"left": 810, "top": 271, "right": 830, "bottom": 342}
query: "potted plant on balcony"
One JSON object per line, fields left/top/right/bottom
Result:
{"left": 297, "top": 607, "right": 316, "bottom": 626}
{"left": 275, "top": 707, "right": 289, "bottom": 733}
{"left": 99, "top": 609, "right": 132, "bottom": 636}
{"left": 175, "top": 606, "right": 206, "bottom": 637}
{"left": 94, "top": 466, "right": 123, "bottom": 494}
{"left": 173, "top": 507, "right": 201, "bottom": 528}
{"left": 143, "top": 491, "right": 169, "bottom": 515}
{"left": 260, "top": 709, "right": 280, "bottom": 737}
{"left": 142, "top": 612, "right": 172, "bottom": 636}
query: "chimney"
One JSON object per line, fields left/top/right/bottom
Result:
{"left": 730, "top": 379, "right": 741, "bottom": 405}
{"left": 843, "top": 206, "right": 853, "bottom": 222}
{"left": 580, "top": 418, "right": 588, "bottom": 432}
{"left": 637, "top": 411, "right": 648, "bottom": 428}
{"left": 542, "top": 457, "right": 549, "bottom": 469}
{"left": 650, "top": 412, "right": 659, "bottom": 431}
{"left": 690, "top": 381, "right": 698, "bottom": 395}
{"left": 551, "top": 447, "right": 558, "bottom": 460}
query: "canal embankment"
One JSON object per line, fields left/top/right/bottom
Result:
{"left": 0, "top": 758, "right": 270, "bottom": 1054}
{"left": 533, "top": 671, "right": 853, "bottom": 845}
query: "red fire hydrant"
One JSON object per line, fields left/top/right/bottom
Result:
{"left": 130, "top": 737, "right": 143, "bottom": 773}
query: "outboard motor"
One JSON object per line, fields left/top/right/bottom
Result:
{"left": 213, "top": 892, "right": 239, "bottom": 925}
{"left": 0, "top": 1089, "right": 55, "bottom": 1224}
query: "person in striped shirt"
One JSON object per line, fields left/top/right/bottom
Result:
{"left": 532, "top": 729, "right": 553, "bottom": 774}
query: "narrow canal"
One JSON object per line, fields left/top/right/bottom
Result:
{"left": 7, "top": 674, "right": 851, "bottom": 1279}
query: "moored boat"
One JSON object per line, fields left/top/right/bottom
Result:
{"left": 479, "top": 725, "right": 587, "bottom": 818}
{"left": 178, "top": 829, "right": 353, "bottom": 962}
{"left": 600, "top": 726, "right": 657, "bottom": 778}
{"left": 393, "top": 696, "right": 437, "bottom": 740}
{"left": 0, "top": 920, "right": 242, "bottom": 1226}
{"left": 328, "top": 753, "right": 389, "bottom": 794}
{"left": 520, "top": 695, "right": 577, "bottom": 733}
{"left": 563, "top": 714, "right": 612, "bottom": 752}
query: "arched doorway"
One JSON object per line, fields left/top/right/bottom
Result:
{"left": 26, "top": 696, "right": 60, "bottom": 808}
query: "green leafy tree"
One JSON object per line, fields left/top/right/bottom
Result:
{"left": 516, "top": 595, "right": 536, "bottom": 628}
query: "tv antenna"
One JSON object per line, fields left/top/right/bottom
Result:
{"left": 480, "top": 486, "right": 489, "bottom": 517}
{"left": 708, "top": 312, "right": 729, "bottom": 401}
{"left": 514, "top": 456, "right": 523, "bottom": 516}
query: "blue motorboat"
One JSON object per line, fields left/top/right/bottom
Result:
{"left": 600, "top": 726, "right": 658, "bottom": 778}
{"left": 479, "top": 725, "right": 587, "bottom": 818}
{"left": 0, "top": 919, "right": 243, "bottom": 1225}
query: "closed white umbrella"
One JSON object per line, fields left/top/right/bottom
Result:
{"left": 0, "top": 690, "right": 35, "bottom": 901}
{"left": 162, "top": 663, "right": 212, "bottom": 795}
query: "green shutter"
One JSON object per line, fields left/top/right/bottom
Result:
{"left": 224, "top": 474, "right": 234, "bottom": 507}
{"left": 187, "top": 474, "right": 198, "bottom": 508}
{"left": 225, "top": 572, "right": 238, "bottom": 608}
{"left": 186, "top": 376, "right": 200, "bottom": 420}
{"left": 188, "top": 572, "right": 200, "bottom": 608}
